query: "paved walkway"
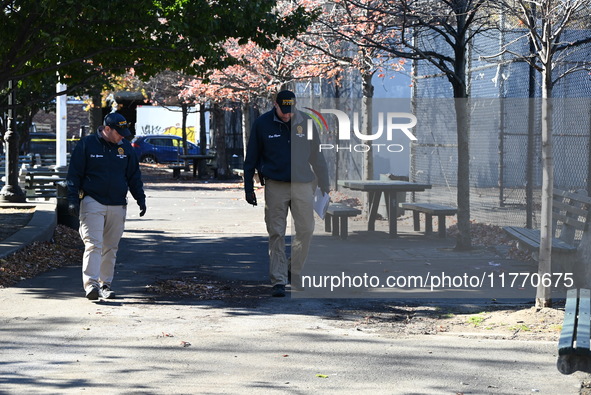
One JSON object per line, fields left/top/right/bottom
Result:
{"left": 0, "top": 177, "right": 586, "bottom": 394}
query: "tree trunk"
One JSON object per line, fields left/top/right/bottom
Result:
{"left": 212, "top": 104, "right": 227, "bottom": 179}
{"left": 181, "top": 103, "right": 188, "bottom": 156}
{"left": 454, "top": 97, "right": 472, "bottom": 250}
{"left": 242, "top": 102, "right": 251, "bottom": 162}
{"left": 361, "top": 72, "right": 374, "bottom": 181}
{"left": 199, "top": 105, "right": 207, "bottom": 154}
{"left": 451, "top": 15, "right": 471, "bottom": 251}
{"left": 536, "top": 65, "right": 554, "bottom": 308}
{"left": 361, "top": 72, "right": 374, "bottom": 218}
{"left": 89, "top": 94, "right": 102, "bottom": 133}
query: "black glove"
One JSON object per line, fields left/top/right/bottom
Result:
{"left": 245, "top": 191, "right": 257, "bottom": 206}
{"left": 138, "top": 201, "right": 147, "bottom": 217}
{"left": 68, "top": 202, "right": 80, "bottom": 217}
{"left": 321, "top": 185, "right": 330, "bottom": 196}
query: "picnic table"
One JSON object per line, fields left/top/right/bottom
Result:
{"left": 179, "top": 154, "right": 216, "bottom": 178}
{"left": 338, "top": 180, "right": 432, "bottom": 238}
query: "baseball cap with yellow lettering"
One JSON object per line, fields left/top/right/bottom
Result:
{"left": 276, "top": 90, "right": 296, "bottom": 114}
{"left": 104, "top": 112, "right": 131, "bottom": 137}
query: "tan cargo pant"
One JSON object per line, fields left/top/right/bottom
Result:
{"left": 78, "top": 196, "right": 126, "bottom": 291}
{"left": 264, "top": 180, "right": 315, "bottom": 286}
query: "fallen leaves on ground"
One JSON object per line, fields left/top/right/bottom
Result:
{"left": 330, "top": 190, "right": 361, "bottom": 207}
{"left": 0, "top": 225, "right": 83, "bottom": 288}
{"left": 145, "top": 277, "right": 267, "bottom": 300}
{"left": 447, "top": 222, "right": 535, "bottom": 261}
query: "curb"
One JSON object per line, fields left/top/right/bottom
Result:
{"left": 0, "top": 199, "right": 57, "bottom": 259}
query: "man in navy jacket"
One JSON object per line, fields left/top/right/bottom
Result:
{"left": 244, "top": 90, "right": 329, "bottom": 297}
{"left": 67, "top": 112, "right": 146, "bottom": 300}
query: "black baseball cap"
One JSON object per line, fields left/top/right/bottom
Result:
{"left": 276, "top": 90, "right": 296, "bottom": 114}
{"left": 104, "top": 113, "right": 131, "bottom": 137}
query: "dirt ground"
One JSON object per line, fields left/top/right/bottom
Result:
{"left": 334, "top": 303, "right": 565, "bottom": 341}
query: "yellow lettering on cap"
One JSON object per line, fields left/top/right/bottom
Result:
{"left": 282, "top": 99, "right": 294, "bottom": 105}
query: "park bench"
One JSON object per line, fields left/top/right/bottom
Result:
{"left": 557, "top": 288, "right": 591, "bottom": 375}
{"left": 24, "top": 169, "right": 67, "bottom": 199}
{"left": 400, "top": 202, "right": 457, "bottom": 238}
{"left": 503, "top": 189, "right": 591, "bottom": 263}
{"left": 0, "top": 154, "right": 34, "bottom": 166}
{"left": 324, "top": 203, "right": 361, "bottom": 240}
{"left": 34, "top": 153, "right": 70, "bottom": 167}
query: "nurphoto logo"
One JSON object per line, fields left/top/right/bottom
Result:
{"left": 305, "top": 108, "right": 417, "bottom": 153}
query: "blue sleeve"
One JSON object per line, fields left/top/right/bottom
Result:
{"left": 243, "top": 121, "right": 261, "bottom": 193}
{"left": 125, "top": 143, "right": 146, "bottom": 204}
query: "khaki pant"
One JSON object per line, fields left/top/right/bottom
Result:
{"left": 264, "top": 180, "right": 315, "bottom": 286}
{"left": 78, "top": 196, "right": 126, "bottom": 291}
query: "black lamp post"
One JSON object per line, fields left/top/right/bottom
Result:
{"left": 0, "top": 80, "right": 26, "bottom": 203}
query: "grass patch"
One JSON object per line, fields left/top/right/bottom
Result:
{"left": 467, "top": 313, "right": 486, "bottom": 327}
{"left": 509, "top": 324, "right": 531, "bottom": 332}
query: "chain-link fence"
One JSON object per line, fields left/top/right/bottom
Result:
{"left": 411, "top": 29, "right": 591, "bottom": 228}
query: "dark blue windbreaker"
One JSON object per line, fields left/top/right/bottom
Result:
{"left": 66, "top": 132, "right": 145, "bottom": 207}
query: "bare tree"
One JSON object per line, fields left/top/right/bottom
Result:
{"left": 491, "top": 0, "right": 591, "bottom": 307}
{"left": 340, "top": 0, "right": 495, "bottom": 250}
{"left": 299, "top": 0, "right": 403, "bottom": 183}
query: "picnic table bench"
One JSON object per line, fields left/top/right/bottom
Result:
{"left": 0, "top": 154, "right": 34, "bottom": 168}
{"left": 168, "top": 164, "right": 185, "bottom": 179}
{"left": 180, "top": 154, "right": 216, "bottom": 178}
{"left": 558, "top": 288, "right": 591, "bottom": 374}
{"left": 24, "top": 169, "right": 67, "bottom": 199}
{"left": 503, "top": 189, "right": 591, "bottom": 263}
{"left": 34, "top": 153, "right": 70, "bottom": 167}
{"left": 324, "top": 203, "right": 361, "bottom": 240}
{"left": 400, "top": 202, "right": 457, "bottom": 238}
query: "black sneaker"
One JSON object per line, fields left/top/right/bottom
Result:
{"left": 85, "top": 285, "right": 100, "bottom": 301}
{"left": 271, "top": 284, "right": 286, "bottom": 297}
{"left": 100, "top": 285, "right": 115, "bottom": 299}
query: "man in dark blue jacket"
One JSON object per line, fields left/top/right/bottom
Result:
{"left": 66, "top": 112, "right": 146, "bottom": 300}
{"left": 244, "top": 90, "right": 329, "bottom": 297}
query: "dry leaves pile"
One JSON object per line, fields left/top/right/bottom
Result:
{"left": 0, "top": 225, "right": 83, "bottom": 288}
{"left": 330, "top": 190, "right": 361, "bottom": 207}
{"left": 447, "top": 222, "right": 534, "bottom": 261}
{"left": 145, "top": 277, "right": 267, "bottom": 300}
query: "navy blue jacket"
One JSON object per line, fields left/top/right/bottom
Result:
{"left": 243, "top": 108, "right": 329, "bottom": 194}
{"left": 66, "top": 132, "right": 145, "bottom": 207}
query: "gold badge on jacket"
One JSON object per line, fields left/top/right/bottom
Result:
{"left": 296, "top": 125, "right": 305, "bottom": 138}
{"left": 118, "top": 147, "right": 125, "bottom": 155}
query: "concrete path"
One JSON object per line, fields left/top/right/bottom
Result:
{"left": 0, "top": 179, "right": 586, "bottom": 394}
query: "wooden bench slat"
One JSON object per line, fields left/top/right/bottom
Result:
{"left": 558, "top": 289, "right": 591, "bottom": 374}
{"left": 400, "top": 203, "right": 457, "bottom": 215}
{"left": 559, "top": 289, "right": 579, "bottom": 355}
{"left": 326, "top": 204, "right": 361, "bottom": 216}
{"left": 553, "top": 212, "right": 588, "bottom": 231}
{"left": 503, "top": 226, "right": 578, "bottom": 253}
{"left": 553, "top": 200, "right": 590, "bottom": 219}
{"left": 576, "top": 289, "right": 591, "bottom": 355}
{"left": 555, "top": 189, "right": 591, "bottom": 205}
